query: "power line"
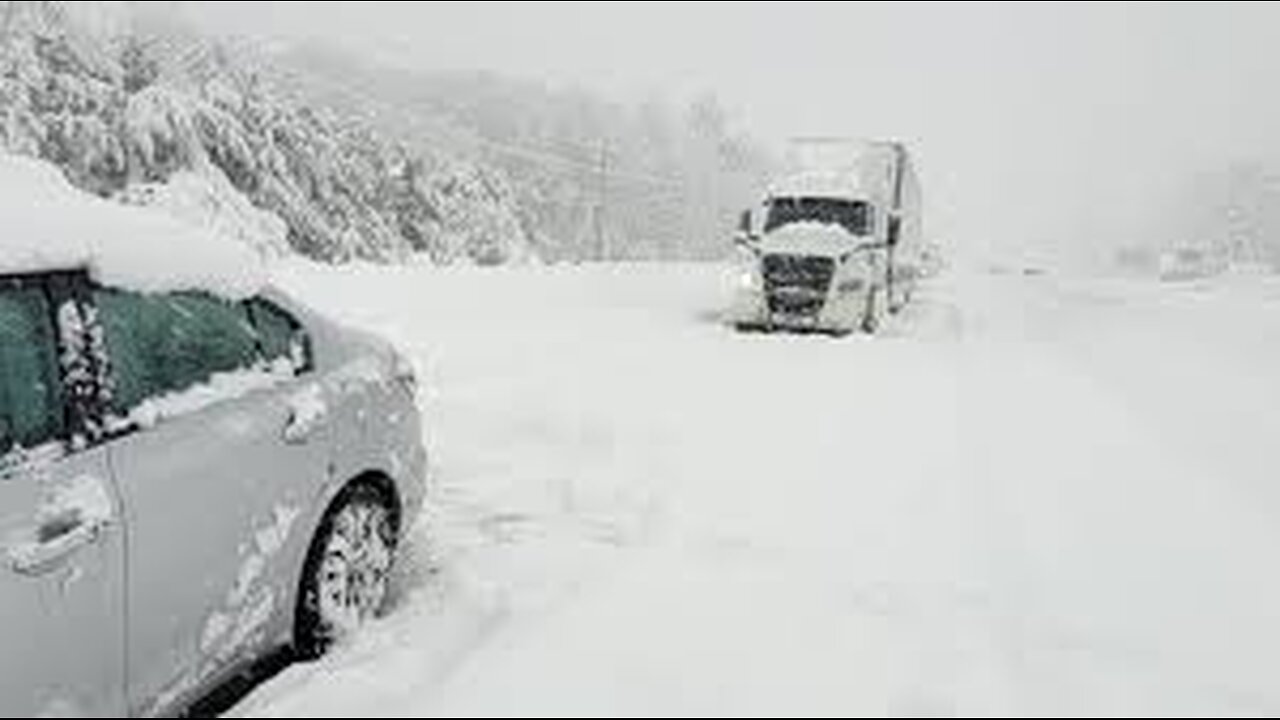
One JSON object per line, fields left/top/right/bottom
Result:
{"left": 465, "top": 133, "right": 688, "bottom": 192}
{"left": 253, "top": 61, "right": 692, "bottom": 194}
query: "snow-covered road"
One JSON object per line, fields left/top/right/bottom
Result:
{"left": 233, "top": 263, "right": 1280, "bottom": 717}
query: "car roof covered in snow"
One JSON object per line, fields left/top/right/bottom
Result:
{"left": 768, "top": 170, "right": 870, "bottom": 202}
{"left": 0, "top": 153, "right": 266, "bottom": 299}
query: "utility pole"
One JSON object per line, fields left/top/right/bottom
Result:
{"left": 596, "top": 139, "right": 608, "bottom": 262}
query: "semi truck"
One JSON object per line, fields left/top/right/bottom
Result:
{"left": 729, "top": 139, "right": 924, "bottom": 335}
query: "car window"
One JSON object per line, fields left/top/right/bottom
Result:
{"left": 248, "top": 298, "right": 312, "bottom": 373}
{"left": 95, "top": 289, "right": 261, "bottom": 414}
{"left": 0, "top": 281, "right": 65, "bottom": 453}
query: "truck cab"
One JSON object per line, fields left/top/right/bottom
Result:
{"left": 730, "top": 140, "right": 923, "bottom": 335}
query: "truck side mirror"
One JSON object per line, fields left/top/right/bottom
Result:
{"left": 735, "top": 210, "right": 757, "bottom": 247}
{"left": 887, "top": 216, "right": 902, "bottom": 248}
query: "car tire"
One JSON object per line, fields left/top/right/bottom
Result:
{"left": 295, "top": 482, "right": 398, "bottom": 660}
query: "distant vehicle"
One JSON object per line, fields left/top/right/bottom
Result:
{"left": 0, "top": 158, "right": 427, "bottom": 717}
{"left": 1159, "top": 247, "right": 1226, "bottom": 282}
{"left": 729, "top": 139, "right": 925, "bottom": 335}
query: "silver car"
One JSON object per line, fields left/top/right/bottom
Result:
{"left": 0, "top": 268, "right": 427, "bottom": 717}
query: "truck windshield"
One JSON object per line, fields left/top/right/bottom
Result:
{"left": 765, "top": 197, "right": 874, "bottom": 237}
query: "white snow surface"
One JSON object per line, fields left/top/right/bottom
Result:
{"left": 282, "top": 384, "right": 327, "bottom": 445}
{"left": 43, "top": 474, "right": 115, "bottom": 530}
{"left": 0, "top": 153, "right": 266, "bottom": 298}
{"left": 232, "top": 261, "right": 1280, "bottom": 717}
{"left": 118, "top": 360, "right": 295, "bottom": 431}
{"left": 116, "top": 170, "right": 292, "bottom": 259}
{"left": 770, "top": 170, "right": 867, "bottom": 200}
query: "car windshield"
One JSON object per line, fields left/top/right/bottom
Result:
{"left": 764, "top": 197, "right": 874, "bottom": 237}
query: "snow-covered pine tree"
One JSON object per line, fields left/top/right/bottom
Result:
{"left": 0, "top": 0, "right": 538, "bottom": 265}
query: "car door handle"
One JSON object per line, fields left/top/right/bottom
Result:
{"left": 9, "top": 516, "right": 108, "bottom": 577}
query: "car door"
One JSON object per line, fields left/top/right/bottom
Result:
{"left": 92, "top": 288, "right": 331, "bottom": 715}
{"left": 0, "top": 274, "right": 126, "bottom": 717}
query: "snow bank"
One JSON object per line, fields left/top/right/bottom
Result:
{"left": 236, "top": 263, "right": 1280, "bottom": 717}
{"left": 115, "top": 360, "right": 295, "bottom": 431}
{"left": 117, "top": 170, "right": 292, "bottom": 259}
{"left": 0, "top": 152, "right": 266, "bottom": 298}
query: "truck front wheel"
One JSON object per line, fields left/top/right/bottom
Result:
{"left": 862, "top": 288, "right": 888, "bottom": 335}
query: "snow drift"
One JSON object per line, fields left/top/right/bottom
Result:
{"left": 0, "top": 0, "right": 538, "bottom": 265}
{"left": 231, "top": 262, "right": 1280, "bottom": 717}
{"left": 0, "top": 151, "right": 265, "bottom": 297}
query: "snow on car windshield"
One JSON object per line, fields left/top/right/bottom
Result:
{"left": 764, "top": 197, "right": 874, "bottom": 237}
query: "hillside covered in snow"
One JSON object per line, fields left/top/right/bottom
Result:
{"left": 260, "top": 42, "right": 776, "bottom": 262}
{"left": 0, "top": 1, "right": 774, "bottom": 266}
{"left": 0, "top": 0, "right": 536, "bottom": 265}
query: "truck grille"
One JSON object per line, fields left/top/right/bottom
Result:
{"left": 763, "top": 254, "right": 835, "bottom": 317}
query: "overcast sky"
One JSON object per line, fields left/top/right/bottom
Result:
{"left": 179, "top": 1, "right": 1280, "bottom": 262}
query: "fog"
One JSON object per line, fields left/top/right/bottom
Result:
{"left": 6, "top": 4, "right": 1280, "bottom": 716}
{"left": 165, "top": 1, "right": 1280, "bottom": 265}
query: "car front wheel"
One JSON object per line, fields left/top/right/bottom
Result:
{"left": 295, "top": 483, "right": 398, "bottom": 659}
